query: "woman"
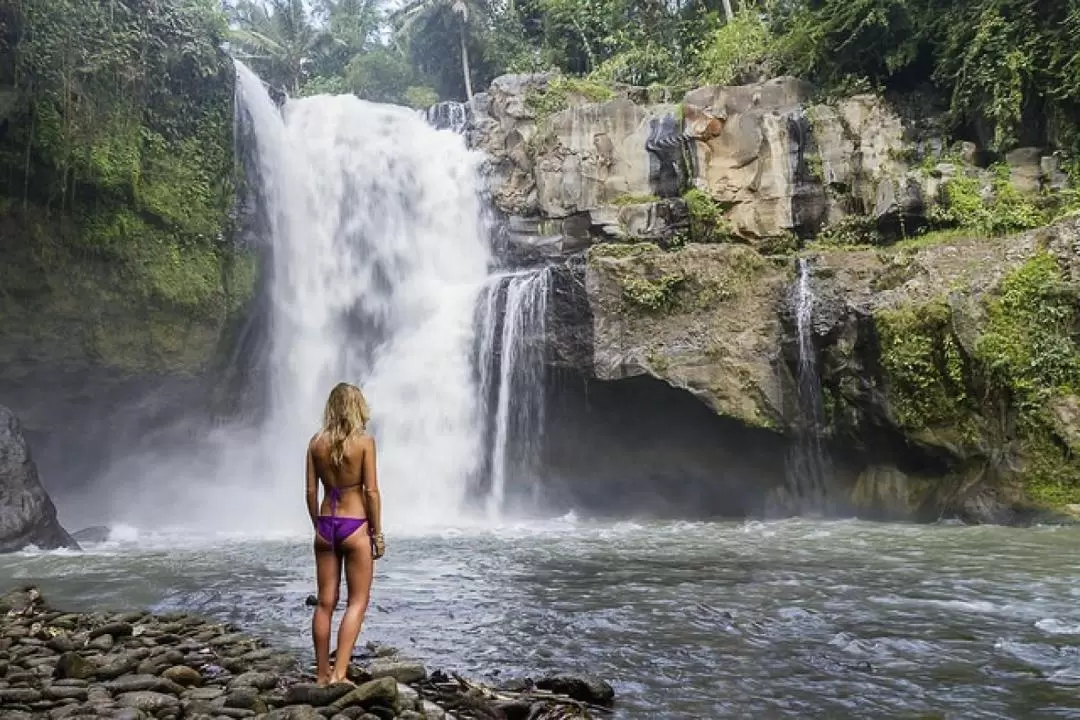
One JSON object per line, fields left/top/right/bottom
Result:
{"left": 306, "top": 382, "right": 385, "bottom": 686}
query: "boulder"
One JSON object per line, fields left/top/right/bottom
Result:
{"left": 0, "top": 404, "right": 77, "bottom": 552}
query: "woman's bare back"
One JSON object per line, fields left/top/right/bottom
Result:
{"left": 309, "top": 432, "right": 373, "bottom": 519}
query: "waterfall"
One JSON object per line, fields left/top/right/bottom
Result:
{"left": 780, "top": 258, "right": 832, "bottom": 515}
{"left": 474, "top": 267, "right": 552, "bottom": 517}
{"left": 215, "top": 63, "right": 492, "bottom": 530}
{"left": 426, "top": 101, "right": 471, "bottom": 134}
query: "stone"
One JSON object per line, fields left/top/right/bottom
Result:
{"left": 162, "top": 665, "right": 202, "bottom": 687}
{"left": 366, "top": 660, "right": 427, "bottom": 684}
{"left": 95, "top": 652, "right": 142, "bottom": 679}
{"left": 536, "top": 673, "right": 615, "bottom": 705}
{"left": 493, "top": 701, "right": 530, "bottom": 720}
{"left": 395, "top": 682, "right": 419, "bottom": 710}
{"left": 0, "top": 405, "right": 79, "bottom": 552}
{"left": 326, "top": 677, "right": 398, "bottom": 714}
{"left": 43, "top": 684, "right": 89, "bottom": 701}
{"left": 87, "top": 633, "right": 114, "bottom": 651}
{"left": 284, "top": 682, "right": 354, "bottom": 706}
{"left": 1, "top": 687, "right": 43, "bottom": 703}
{"left": 70, "top": 526, "right": 111, "bottom": 544}
{"left": 89, "top": 622, "right": 134, "bottom": 640}
{"left": 54, "top": 652, "right": 96, "bottom": 680}
{"left": 397, "top": 712, "right": 424, "bottom": 720}
{"left": 116, "top": 690, "right": 180, "bottom": 713}
{"left": 223, "top": 686, "right": 266, "bottom": 713}
{"left": 105, "top": 673, "right": 185, "bottom": 695}
{"left": 419, "top": 700, "right": 446, "bottom": 720}
{"left": 264, "top": 706, "right": 323, "bottom": 720}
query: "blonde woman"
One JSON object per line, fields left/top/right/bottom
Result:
{"left": 305, "top": 382, "right": 385, "bottom": 686}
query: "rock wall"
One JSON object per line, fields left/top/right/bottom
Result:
{"left": 462, "top": 73, "right": 1080, "bottom": 523}
{"left": 0, "top": 405, "right": 77, "bottom": 552}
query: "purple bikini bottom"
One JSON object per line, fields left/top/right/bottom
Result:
{"left": 316, "top": 516, "right": 368, "bottom": 550}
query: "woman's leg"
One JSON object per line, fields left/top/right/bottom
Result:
{"left": 329, "top": 529, "right": 374, "bottom": 683}
{"left": 312, "top": 534, "right": 342, "bottom": 686}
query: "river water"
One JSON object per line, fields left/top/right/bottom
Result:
{"left": 2, "top": 519, "right": 1078, "bottom": 719}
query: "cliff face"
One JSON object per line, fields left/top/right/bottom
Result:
{"left": 466, "top": 72, "right": 1080, "bottom": 523}
{"left": 0, "top": 1, "right": 256, "bottom": 490}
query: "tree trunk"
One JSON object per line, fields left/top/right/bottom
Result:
{"left": 459, "top": 21, "right": 473, "bottom": 100}
{"left": 721, "top": 0, "right": 734, "bottom": 22}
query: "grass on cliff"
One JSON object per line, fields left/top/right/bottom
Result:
{"left": 525, "top": 76, "right": 615, "bottom": 122}
{"left": 874, "top": 252, "right": 1080, "bottom": 507}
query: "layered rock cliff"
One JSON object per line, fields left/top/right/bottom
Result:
{"left": 461, "top": 72, "right": 1080, "bottom": 523}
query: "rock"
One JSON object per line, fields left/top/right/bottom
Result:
{"left": 395, "top": 682, "right": 419, "bottom": 709}
{"left": 162, "top": 665, "right": 202, "bottom": 687}
{"left": 89, "top": 621, "right": 133, "bottom": 639}
{"left": 70, "top": 526, "right": 111, "bottom": 544}
{"left": 105, "top": 673, "right": 185, "bottom": 695}
{"left": 0, "top": 405, "right": 78, "bottom": 552}
{"left": 223, "top": 686, "right": 266, "bottom": 713}
{"left": 96, "top": 652, "right": 143, "bottom": 679}
{"left": 264, "top": 706, "right": 323, "bottom": 720}
{"left": 397, "top": 712, "right": 424, "bottom": 720}
{"left": 419, "top": 700, "right": 446, "bottom": 720}
{"left": 493, "top": 701, "right": 530, "bottom": 720}
{"left": 326, "top": 677, "right": 398, "bottom": 714}
{"left": 536, "top": 673, "right": 615, "bottom": 705}
{"left": 284, "top": 683, "right": 354, "bottom": 707}
{"left": 88, "top": 633, "right": 114, "bottom": 651}
{"left": 115, "top": 690, "right": 180, "bottom": 713}
{"left": 366, "top": 660, "right": 427, "bottom": 684}
{"left": 1, "top": 687, "right": 43, "bottom": 703}
{"left": 54, "top": 652, "right": 96, "bottom": 680}
{"left": 43, "top": 684, "right": 89, "bottom": 701}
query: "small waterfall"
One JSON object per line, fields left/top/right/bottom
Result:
{"left": 779, "top": 258, "right": 832, "bottom": 515}
{"left": 427, "top": 101, "right": 471, "bottom": 134}
{"left": 474, "top": 267, "right": 552, "bottom": 517}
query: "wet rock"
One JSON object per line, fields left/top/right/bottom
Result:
{"left": 54, "top": 652, "right": 96, "bottom": 680}
{"left": 419, "top": 700, "right": 446, "bottom": 720}
{"left": 70, "top": 526, "right": 111, "bottom": 544}
{"left": 88, "top": 633, "right": 114, "bottom": 651}
{"left": 396, "top": 682, "right": 419, "bottom": 710}
{"left": 264, "top": 706, "right": 323, "bottom": 720}
{"left": 1, "top": 686, "right": 43, "bottom": 703}
{"left": 0, "top": 406, "right": 79, "bottom": 552}
{"left": 366, "top": 660, "right": 426, "bottom": 684}
{"left": 284, "top": 682, "right": 354, "bottom": 706}
{"left": 493, "top": 700, "right": 530, "bottom": 720}
{"left": 223, "top": 686, "right": 266, "bottom": 713}
{"left": 326, "top": 677, "right": 398, "bottom": 714}
{"left": 397, "top": 711, "right": 424, "bottom": 720}
{"left": 227, "top": 670, "right": 276, "bottom": 690}
{"left": 116, "top": 690, "right": 180, "bottom": 713}
{"left": 43, "top": 684, "right": 89, "bottom": 701}
{"left": 90, "top": 622, "right": 133, "bottom": 640}
{"left": 46, "top": 635, "right": 76, "bottom": 653}
{"left": 160, "top": 665, "right": 201, "bottom": 687}
{"left": 536, "top": 673, "right": 615, "bottom": 705}
{"left": 106, "top": 673, "right": 185, "bottom": 695}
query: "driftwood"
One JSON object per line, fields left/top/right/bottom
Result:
{"left": 415, "top": 670, "right": 614, "bottom": 720}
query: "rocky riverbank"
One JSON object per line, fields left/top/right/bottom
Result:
{"left": 0, "top": 587, "right": 614, "bottom": 720}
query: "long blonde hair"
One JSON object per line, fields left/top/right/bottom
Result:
{"left": 322, "top": 383, "right": 370, "bottom": 467}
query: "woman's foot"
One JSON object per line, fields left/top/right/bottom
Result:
{"left": 329, "top": 676, "right": 356, "bottom": 687}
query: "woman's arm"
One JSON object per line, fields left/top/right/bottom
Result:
{"left": 363, "top": 436, "right": 384, "bottom": 558}
{"left": 305, "top": 440, "right": 319, "bottom": 528}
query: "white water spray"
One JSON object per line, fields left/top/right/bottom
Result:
{"left": 475, "top": 268, "right": 551, "bottom": 517}
{"left": 232, "top": 63, "right": 492, "bottom": 530}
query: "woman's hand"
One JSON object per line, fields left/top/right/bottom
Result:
{"left": 371, "top": 532, "right": 385, "bottom": 560}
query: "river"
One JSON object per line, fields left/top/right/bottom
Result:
{"left": 2, "top": 518, "right": 1078, "bottom": 718}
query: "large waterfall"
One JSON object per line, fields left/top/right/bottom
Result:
{"left": 232, "top": 63, "right": 493, "bottom": 529}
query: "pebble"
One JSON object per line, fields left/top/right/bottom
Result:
{"left": 0, "top": 585, "right": 616, "bottom": 720}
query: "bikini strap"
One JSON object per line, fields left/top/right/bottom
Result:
{"left": 327, "top": 482, "right": 362, "bottom": 517}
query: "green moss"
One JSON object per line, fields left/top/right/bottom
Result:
{"left": 875, "top": 300, "right": 972, "bottom": 432}
{"left": 682, "top": 187, "right": 731, "bottom": 243}
{"left": 619, "top": 272, "right": 685, "bottom": 312}
{"left": 611, "top": 193, "right": 660, "bottom": 206}
{"left": 525, "top": 76, "right": 615, "bottom": 122}
{"left": 588, "top": 241, "right": 661, "bottom": 262}
{"left": 929, "top": 166, "right": 1046, "bottom": 237}
{"left": 817, "top": 215, "right": 882, "bottom": 247}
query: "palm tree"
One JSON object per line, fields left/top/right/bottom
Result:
{"left": 229, "top": 0, "right": 331, "bottom": 95}
{"left": 390, "top": 0, "right": 485, "bottom": 100}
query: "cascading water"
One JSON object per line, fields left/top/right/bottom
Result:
{"left": 182, "top": 64, "right": 492, "bottom": 531}
{"left": 474, "top": 267, "right": 551, "bottom": 517}
{"left": 776, "top": 258, "right": 833, "bottom": 515}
